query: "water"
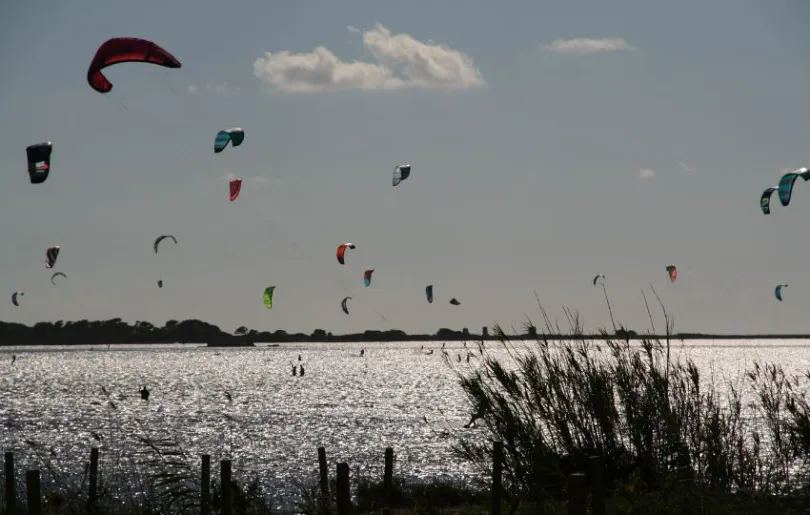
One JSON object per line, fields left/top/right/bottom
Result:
{"left": 1, "top": 339, "right": 809, "bottom": 506}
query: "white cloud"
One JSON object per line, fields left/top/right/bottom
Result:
{"left": 542, "top": 37, "right": 636, "bottom": 55}
{"left": 253, "top": 23, "right": 485, "bottom": 93}
{"left": 639, "top": 168, "right": 655, "bottom": 180}
{"left": 678, "top": 161, "right": 696, "bottom": 173}
{"left": 188, "top": 82, "right": 239, "bottom": 95}
{"left": 253, "top": 176, "right": 270, "bottom": 184}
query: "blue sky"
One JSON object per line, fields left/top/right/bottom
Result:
{"left": 2, "top": 0, "right": 810, "bottom": 335}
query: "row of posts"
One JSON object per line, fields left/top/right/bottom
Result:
{"left": 3, "top": 443, "right": 605, "bottom": 515}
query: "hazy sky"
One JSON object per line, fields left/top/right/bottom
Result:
{"left": 2, "top": 0, "right": 810, "bottom": 335}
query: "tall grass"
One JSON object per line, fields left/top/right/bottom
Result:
{"left": 450, "top": 287, "right": 810, "bottom": 509}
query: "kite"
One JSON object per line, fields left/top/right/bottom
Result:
{"left": 775, "top": 284, "right": 788, "bottom": 302}
{"left": 666, "top": 265, "right": 677, "bottom": 283}
{"left": 336, "top": 243, "right": 356, "bottom": 265}
{"left": 425, "top": 285, "right": 433, "bottom": 304}
{"left": 229, "top": 178, "right": 242, "bottom": 201}
{"left": 50, "top": 272, "right": 67, "bottom": 286}
{"left": 87, "top": 37, "right": 182, "bottom": 94}
{"left": 153, "top": 235, "right": 177, "bottom": 254}
{"left": 341, "top": 296, "right": 352, "bottom": 315}
{"left": 450, "top": 298, "right": 460, "bottom": 306}
{"left": 364, "top": 269, "right": 374, "bottom": 287}
{"left": 263, "top": 286, "right": 275, "bottom": 309}
{"left": 11, "top": 292, "right": 23, "bottom": 307}
{"left": 157, "top": 279, "right": 163, "bottom": 288}
{"left": 215, "top": 128, "right": 245, "bottom": 153}
{"left": 393, "top": 164, "right": 411, "bottom": 187}
{"left": 778, "top": 168, "right": 810, "bottom": 207}
{"left": 760, "top": 186, "right": 778, "bottom": 215}
{"left": 592, "top": 274, "right": 605, "bottom": 286}
{"left": 45, "top": 246, "right": 60, "bottom": 269}
{"left": 26, "top": 142, "right": 53, "bottom": 184}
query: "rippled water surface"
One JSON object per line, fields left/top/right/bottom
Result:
{"left": 2, "top": 339, "right": 810, "bottom": 505}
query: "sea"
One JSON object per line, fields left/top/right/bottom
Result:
{"left": 1, "top": 339, "right": 809, "bottom": 508}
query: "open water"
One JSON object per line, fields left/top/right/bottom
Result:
{"left": 1, "top": 339, "right": 809, "bottom": 506}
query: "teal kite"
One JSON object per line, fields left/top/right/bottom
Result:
{"left": 778, "top": 168, "right": 810, "bottom": 207}
{"left": 214, "top": 128, "right": 245, "bottom": 153}
{"left": 775, "top": 284, "right": 788, "bottom": 302}
{"left": 761, "top": 186, "right": 778, "bottom": 215}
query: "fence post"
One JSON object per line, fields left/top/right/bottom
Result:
{"left": 89, "top": 447, "right": 99, "bottom": 509}
{"left": 491, "top": 441, "right": 503, "bottom": 515}
{"left": 220, "top": 459, "right": 232, "bottom": 515}
{"left": 383, "top": 447, "right": 394, "bottom": 501}
{"left": 26, "top": 470, "right": 41, "bottom": 515}
{"left": 336, "top": 462, "right": 350, "bottom": 515}
{"left": 587, "top": 456, "right": 605, "bottom": 515}
{"left": 201, "top": 454, "right": 210, "bottom": 515}
{"left": 5, "top": 452, "right": 15, "bottom": 515}
{"left": 567, "top": 473, "right": 587, "bottom": 515}
{"left": 318, "top": 447, "right": 329, "bottom": 514}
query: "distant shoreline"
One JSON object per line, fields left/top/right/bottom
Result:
{"left": 1, "top": 318, "right": 809, "bottom": 346}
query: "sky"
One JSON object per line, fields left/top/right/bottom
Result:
{"left": 2, "top": 0, "right": 810, "bottom": 336}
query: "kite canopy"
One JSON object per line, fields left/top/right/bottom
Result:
{"left": 336, "top": 243, "right": 356, "bottom": 265}
{"left": 760, "top": 186, "right": 778, "bottom": 215}
{"left": 592, "top": 274, "right": 606, "bottom": 286}
{"left": 50, "top": 272, "right": 67, "bottom": 286}
{"left": 364, "top": 269, "right": 374, "bottom": 287}
{"left": 775, "top": 284, "right": 788, "bottom": 302}
{"left": 341, "top": 296, "right": 352, "bottom": 315}
{"left": 87, "top": 37, "right": 182, "bottom": 94}
{"left": 11, "top": 292, "right": 24, "bottom": 307}
{"left": 153, "top": 235, "right": 177, "bottom": 254}
{"left": 393, "top": 164, "right": 411, "bottom": 186}
{"left": 215, "top": 128, "right": 245, "bottom": 153}
{"left": 666, "top": 265, "right": 677, "bottom": 283}
{"left": 157, "top": 279, "right": 163, "bottom": 288}
{"left": 449, "top": 298, "right": 460, "bottom": 306}
{"left": 45, "top": 246, "right": 60, "bottom": 269}
{"left": 229, "top": 178, "right": 242, "bottom": 201}
{"left": 778, "top": 168, "right": 810, "bottom": 207}
{"left": 425, "top": 285, "right": 433, "bottom": 303}
{"left": 26, "top": 142, "right": 53, "bottom": 184}
{"left": 263, "top": 286, "right": 275, "bottom": 309}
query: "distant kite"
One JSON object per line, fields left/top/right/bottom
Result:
{"left": 666, "top": 265, "right": 677, "bottom": 283}
{"left": 778, "top": 168, "right": 810, "bottom": 207}
{"left": 760, "top": 186, "right": 778, "bottom": 215}
{"left": 775, "top": 284, "right": 788, "bottom": 302}
{"left": 50, "top": 272, "right": 67, "bottom": 285}
{"left": 229, "top": 178, "right": 242, "bottom": 201}
{"left": 45, "top": 246, "right": 60, "bottom": 269}
{"left": 425, "top": 285, "right": 433, "bottom": 304}
{"left": 592, "top": 274, "right": 605, "bottom": 286}
{"left": 263, "top": 286, "right": 275, "bottom": 309}
{"left": 215, "top": 128, "right": 245, "bottom": 153}
{"left": 364, "top": 269, "right": 374, "bottom": 287}
{"left": 153, "top": 235, "right": 177, "bottom": 254}
{"left": 87, "top": 37, "right": 182, "bottom": 94}
{"left": 11, "top": 292, "right": 24, "bottom": 307}
{"left": 336, "top": 243, "right": 356, "bottom": 265}
{"left": 341, "top": 296, "right": 352, "bottom": 315}
{"left": 26, "top": 142, "right": 53, "bottom": 184}
{"left": 450, "top": 298, "right": 460, "bottom": 306}
{"left": 393, "top": 164, "right": 411, "bottom": 187}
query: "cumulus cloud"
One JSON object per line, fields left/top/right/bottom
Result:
{"left": 542, "top": 37, "right": 636, "bottom": 55}
{"left": 639, "top": 168, "right": 655, "bottom": 180}
{"left": 188, "top": 82, "right": 239, "bottom": 94}
{"left": 253, "top": 23, "right": 485, "bottom": 93}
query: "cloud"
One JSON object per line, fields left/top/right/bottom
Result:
{"left": 225, "top": 173, "right": 238, "bottom": 181}
{"left": 542, "top": 37, "right": 636, "bottom": 55}
{"left": 253, "top": 23, "right": 485, "bottom": 93}
{"left": 188, "top": 82, "right": 239, "bottom": 95}
{"left": 638, "top": 168, "right": 655, "bottom": 180}
{"left": 678, "top": 161, "right": 696, "bottom": 173}
{"left": 253, "top": 176, "right": 270, "bottom": 184}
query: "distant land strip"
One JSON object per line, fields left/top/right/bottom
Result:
{"left": 0, "top": 319, "right": 809, "bottom": 347}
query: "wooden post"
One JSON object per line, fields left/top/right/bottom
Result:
{"left": 220, "top": 459, "right": 232, "bottom": 515}
{"left": 5, "top": 452, "right": 15, "bottom": 515}
{"left": 25, "top": 470, "right": 41, "bottom": 515}
{"left": 89, "top": 447, "right": 99, "bottom": 508}
{"left": 336, "top": 462, "right": 350, "bottom": 515}
{"left": 567, "top": 473, "right": 587, "bottom": 515}
{"left": 201, "top": 455, "right": 210, "bottom": 515}
{"left": 383, "top": 447, "right": 394, "bottom": 500}
{"left": 587, "top": 456, "right": 605, "bottom": 515}
{"left": 318, "top": 446, "right": 329, "bottom": 513}
{"left": 491, "top": 441, "right": 503, "bottom": 515}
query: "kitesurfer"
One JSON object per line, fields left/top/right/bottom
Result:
{"left": 140, "top": 385, "right": 150, "bottom": 401}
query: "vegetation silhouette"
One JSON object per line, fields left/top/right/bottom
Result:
{"left": 0, "top": 318, "right": 805, "bottom": 346}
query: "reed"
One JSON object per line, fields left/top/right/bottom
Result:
{"left": 449, "top": 287, "right": 810, "bottom": 512}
